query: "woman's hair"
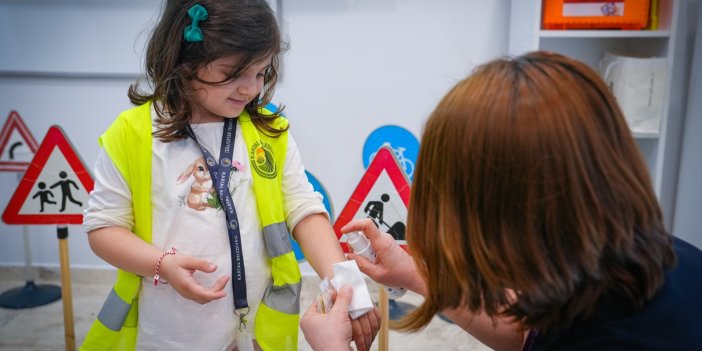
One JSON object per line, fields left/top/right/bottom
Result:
{"left": 129, "top": 0, "right": 287, "bottom": 141}
{"left": 399, "top": 51, "right": 675, "bottom": 332}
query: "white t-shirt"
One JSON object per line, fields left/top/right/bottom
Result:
{"left": 83, "top": 112, "right": 327, "bottom": 351}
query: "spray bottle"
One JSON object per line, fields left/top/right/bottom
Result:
{"left": 346, "top": 231, "right": 407, "bottom": 299}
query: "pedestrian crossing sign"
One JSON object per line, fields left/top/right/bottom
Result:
{"left": 333, "top": 146, "right": 411, "bottom": 252}
{"left": 2, "top": 125, "right": 94, "bottom": 225}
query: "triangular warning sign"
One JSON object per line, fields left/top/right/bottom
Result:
{"left": 0, "top": 111, "right": 39, "bottom": 172}
{"left": 333, "top": 146, "right": 411, "bottom": 252}
{"left": 2, "top": 125, "right": 94, "bottom": 225}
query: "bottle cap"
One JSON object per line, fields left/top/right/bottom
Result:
{"left": 346, "top": 231, "right": 370, "bottom": 253}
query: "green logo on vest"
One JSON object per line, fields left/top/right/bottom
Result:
{"left": 250, "top": 141, "right": 277, "bottom": 179}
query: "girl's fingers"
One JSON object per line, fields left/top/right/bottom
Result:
{"left": 357, "top": 314, "right": 374, "bottom": 350}
{"left": 350, "top": 317, "right": 369, "bottom": 351}
{"left": 177, "top": 254, "right": 217, "bottom": 273}
{"left": 209, "top": 275, "right": 230, "bottom": 292}
{"left": 190, "top": 283, "right": 227, "bottom": 304}
{"left": 367, "top": 308, "right": 381, "bottom": 343}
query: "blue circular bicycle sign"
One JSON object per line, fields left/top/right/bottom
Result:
{"left": 362, "top": 125, "right": 419, "bottom": 181}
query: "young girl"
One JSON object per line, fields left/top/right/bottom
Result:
{"left": 80, "top": 1, "right": 377, "bottom": 350}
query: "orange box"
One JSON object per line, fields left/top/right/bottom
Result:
{"left": 542, "top": 0, "right": 651, "bottom": 30}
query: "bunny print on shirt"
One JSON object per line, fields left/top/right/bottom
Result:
{"left": 176, "top": 156, "right": 249, "bottom": 212}
{"left": 176, "top": 157, "right": 215, "bottom": 211}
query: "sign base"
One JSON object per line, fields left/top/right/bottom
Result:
{"left": 388, "top": 299, "right": 416, "bottom": 320}
{"left": 0, "top": 281, "right": 61, "bottom": 309}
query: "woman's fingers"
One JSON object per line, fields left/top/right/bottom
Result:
{"left": 347, "top": 252, "right": 384, "bottom": 281}
{"left": 341, "top": 218, "right": 382, "bottom": 240}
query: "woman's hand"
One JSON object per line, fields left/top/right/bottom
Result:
{"left": 301, "top": 285, "right": 355, "bottom": 351}
{"left": 159, "top": 253, "right": 230, "bottom": 304}
{"left": 342, "top": 218, "right": 426, "bottom": 295}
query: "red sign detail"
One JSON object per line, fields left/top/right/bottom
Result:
{"left": 0, "top": 111, "right": 39, "bottom": 172}
{"left": 2, "top": 125, "right": 94, "bottom": 225}
{"left": 333, "top": 146, "right": 411, "bottom": 252}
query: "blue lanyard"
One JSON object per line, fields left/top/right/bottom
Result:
{"left": 186, "top": 119, "right": 248, "bottom": 311}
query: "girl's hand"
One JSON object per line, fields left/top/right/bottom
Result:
{"left": 342, "top": 218, "right": 425, "bottom": 295}
{"left": 350, "top": 307, "right": 382, "bottom": 351}
{"left": 301, "top": 285, "right": 355, "bottom": 351}
{"left": 158, "top": 253, "right": 230, "bottom": 304}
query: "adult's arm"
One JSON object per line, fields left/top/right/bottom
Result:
{"left": 343, "top": 219, "right": 526, "bottom": 351}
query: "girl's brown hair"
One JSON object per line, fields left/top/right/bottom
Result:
{"left": 129, "top": 0, "right": 287, "bottom": 141}
{"left": 399, "top": 51, "right": 675, "bottom": 332}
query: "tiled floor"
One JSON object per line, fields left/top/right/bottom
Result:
{"left": 0, "top": 267, "right": 490, "bottom": 351}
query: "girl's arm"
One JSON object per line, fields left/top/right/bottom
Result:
{"left": 88, "top": 226, "right": 163, "bottom": 277}
{"left": 85, "top": 150, "right": 228, "bottom": 304}
{"left": 292, "top": 213, "right": 345, "bottom": 278}
{"left": 283, "top": 133, "right": 379, "bottom": 351}
{"left": 281, "top": 134, "right": 346, "bottom": 277}
{"left": 88, "top": 226, "right": 229, "bottom": 304}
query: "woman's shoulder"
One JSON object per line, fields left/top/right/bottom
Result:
{"left": 669, "top": 236, "right": 702, "bottom": 290}
{"left": 530, "top": 237, "right": 702, "bottom": 350}
{"left": 673, "top": 236, "right": 702, "bottom": 263}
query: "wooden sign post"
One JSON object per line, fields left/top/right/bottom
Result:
{"left": 333, "top": 146, "right": 415, "bottom": 351}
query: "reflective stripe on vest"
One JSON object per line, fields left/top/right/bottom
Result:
{"left": 263, "top": 222, "right": 292, "bottom": 257}
{"left": 96, "top": 289, "right": 131, "bottom": 331}
{"left": 261, "top": 222, "right": 301, "bottom": 315}
{"left": 81, "top": 103, "right": 301, "bottom": 351}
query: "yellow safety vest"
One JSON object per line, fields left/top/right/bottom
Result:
{"left": 81, "top": 101, "right": 302, "bottom": 350}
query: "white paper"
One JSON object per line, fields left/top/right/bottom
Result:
{"left": 330, "top": 260, "right": 374, "bottom": 320}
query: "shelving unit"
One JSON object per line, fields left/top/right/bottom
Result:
{"left": 539, "top": 29, "right": 671, "bottom": 37}
{"left": 508, "top": 0, "right": 687, "bottom": 227}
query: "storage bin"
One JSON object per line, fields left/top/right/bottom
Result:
{"left": 542, "top": 0, "right": 651, "bottom": 30}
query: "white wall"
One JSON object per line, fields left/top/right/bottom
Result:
{"left": 673, "top": 0, "right": 702, "bottom": 249}
{"left": 0, "top": 0, "right": 510, "bottom": 268}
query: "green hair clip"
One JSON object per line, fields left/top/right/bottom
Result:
{"left": 184, "top": 3, "right": 208, "bottom": 43}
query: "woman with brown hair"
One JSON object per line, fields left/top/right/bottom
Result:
{"left": 301, "top": 51, "right": 702, "bottom": 350}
